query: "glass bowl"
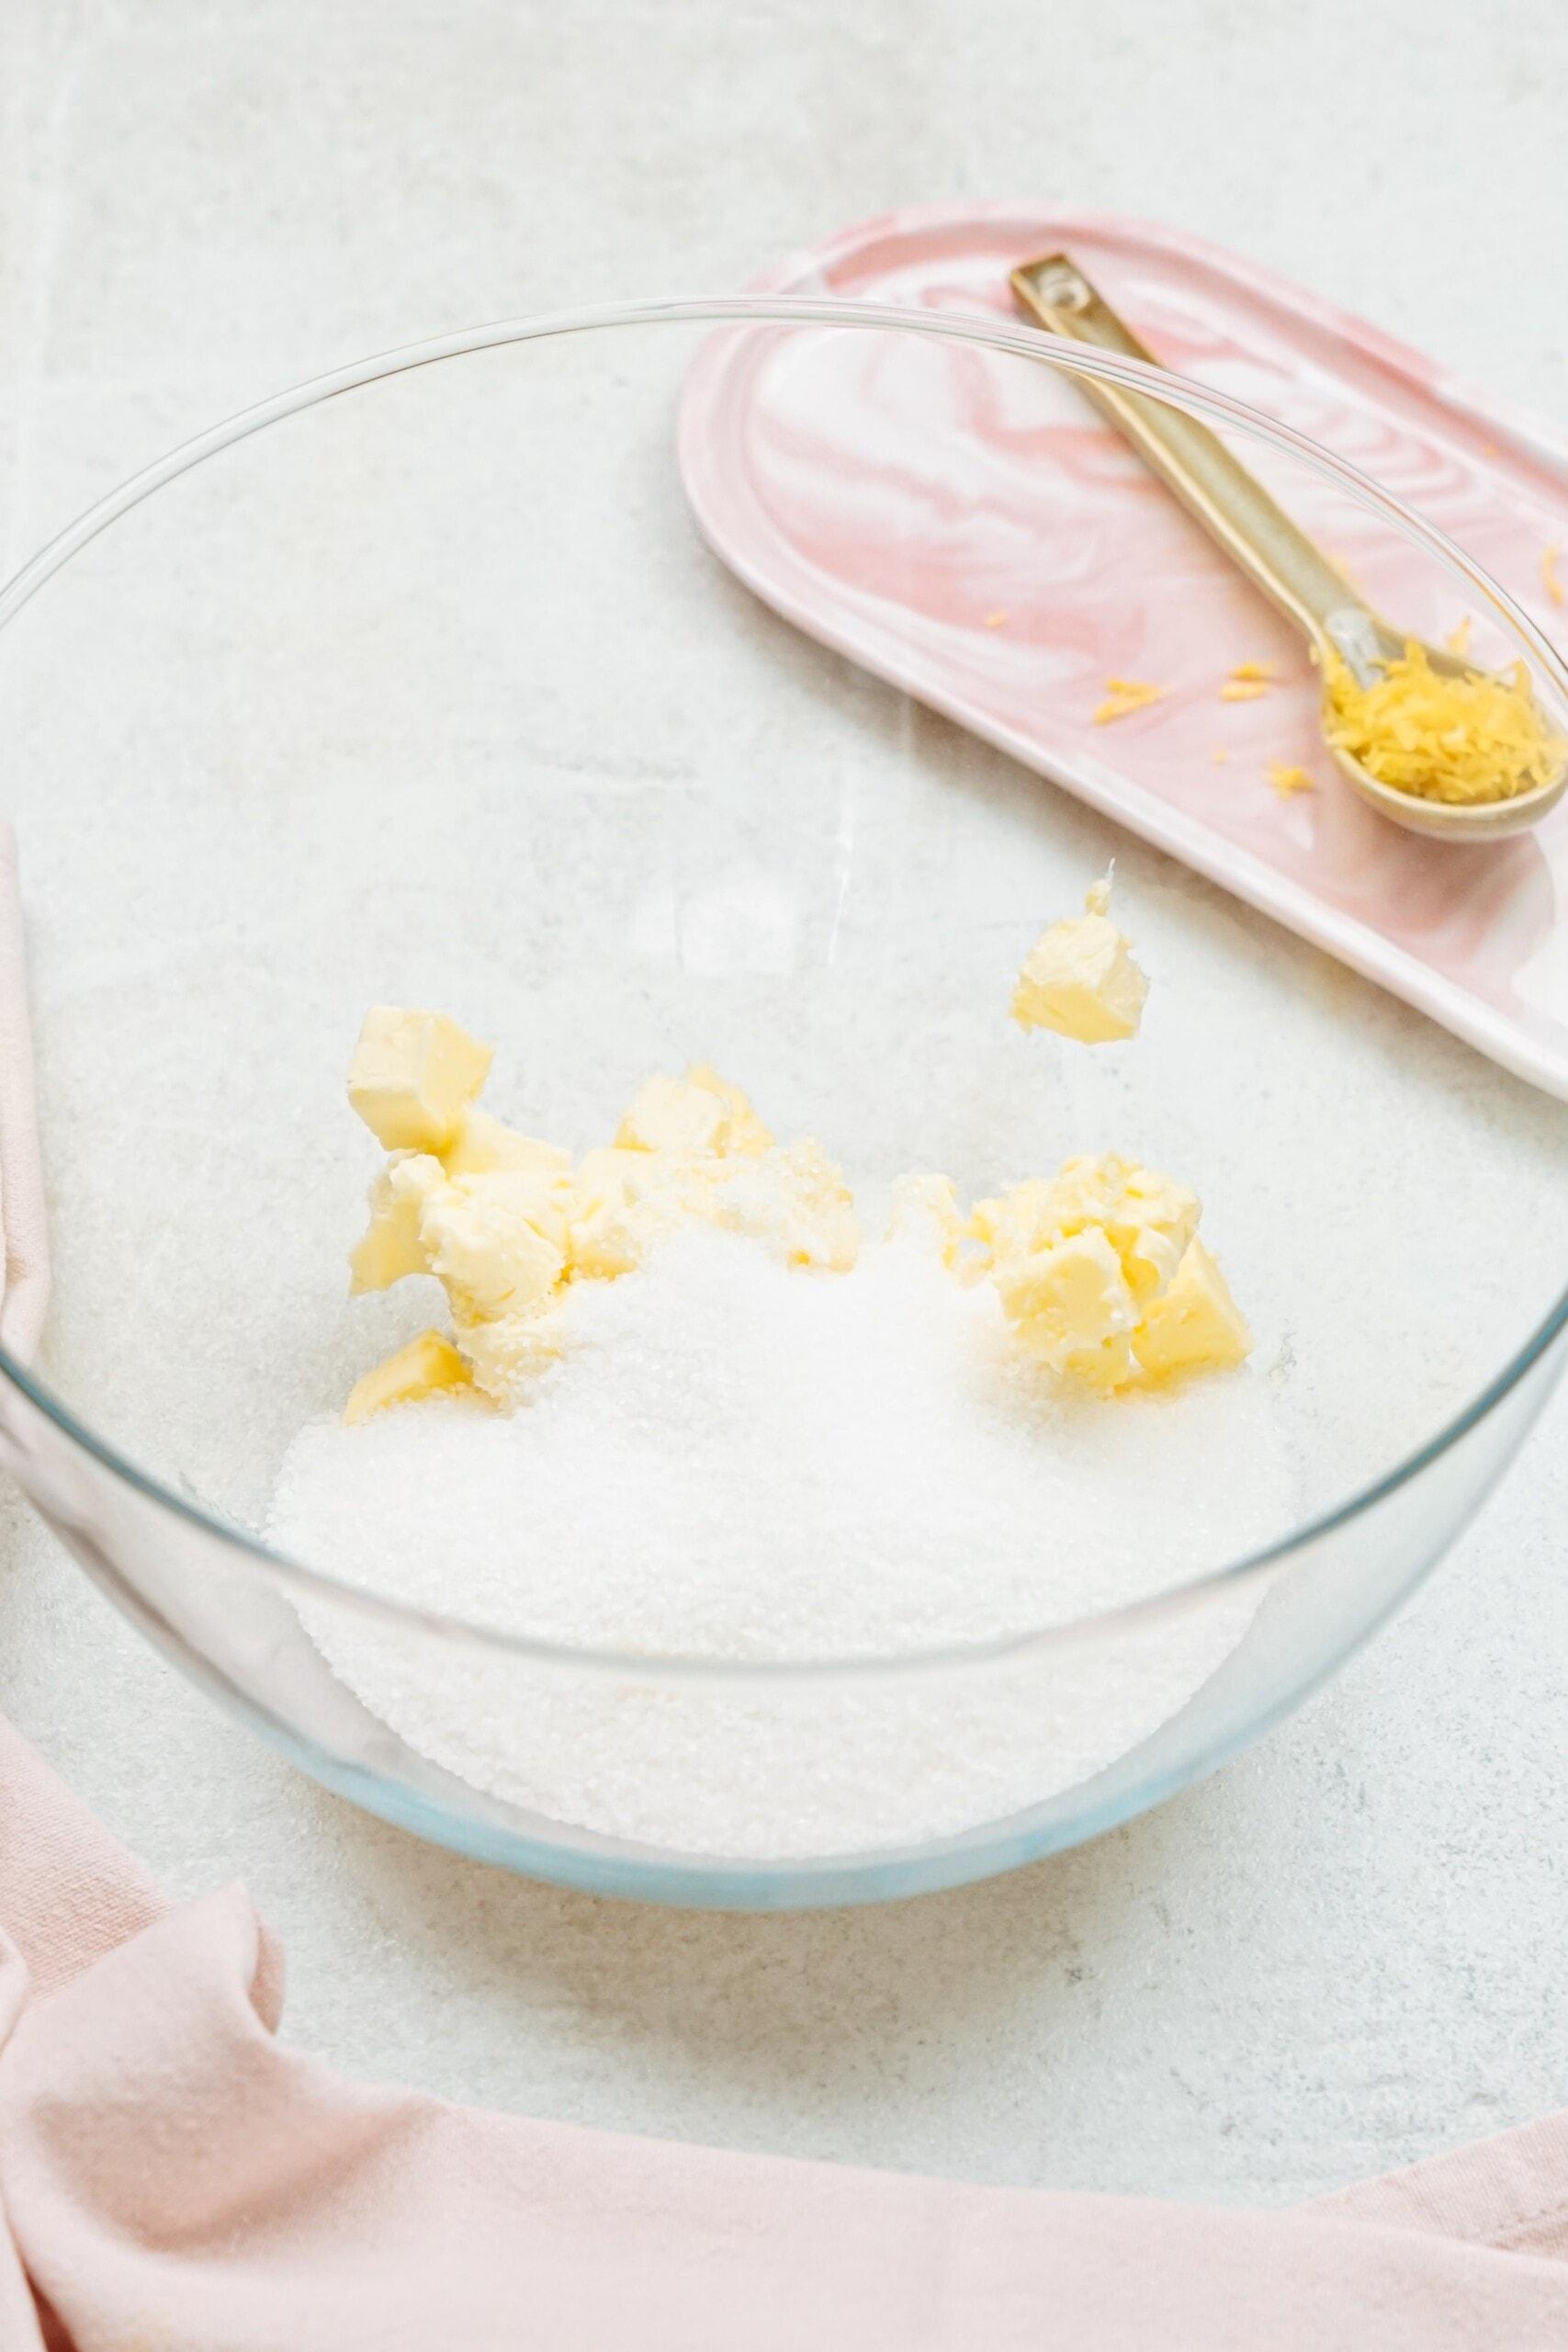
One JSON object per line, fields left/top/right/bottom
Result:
{"left": 0, "top": 299, "right": 1564, "bottom": 1909}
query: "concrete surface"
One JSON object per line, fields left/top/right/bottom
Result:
{"left": 2, "top": 0, "right": 1567, "bottom": 2207}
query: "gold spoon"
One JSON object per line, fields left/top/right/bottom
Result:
{"left": 1010, "top": 253, "right": 1568, "bottom": 842}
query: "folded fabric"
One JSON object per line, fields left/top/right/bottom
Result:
{"left": 3, "top": 1729, "right": 1568, "bottom": 2352}
{"left": 1, "top": 831, "right": 1565, "bottom": 2348}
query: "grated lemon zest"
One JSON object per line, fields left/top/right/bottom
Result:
{"left": 1323, "top": 641, "right": 1562, "bottom": 806}
{"left": 1093, "top": 677, "right": 1165, "bottom": 725}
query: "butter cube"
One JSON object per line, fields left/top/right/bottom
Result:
{"left": 456, "top": 1303, "right": 569, "bottom": 1408}
{"left": 418, "top": 1170, "right": 567, "bottom": 1322}
{"left": 1012, "top": 878, "right": 1148, "bottom": 1045}
{"left": 1087, "top": 1158, "right": 1200, "bottom": 1304}
{"left": 975, "top": 1153, "right": 1207, "bottom": 1389}
{"left": 615, "top": 1068, "right": 774, "bottom": 1159}
{"left": 348, "top": 1009, "right": 493, "bottom": 1152}
{"left": 568, "top": 1148, "right": 653, "bottom": 1279}
{"left": 968, "top": 1177, "right": 1057, "bottom": 1266}
{"left": 615, "top": 1073, "right": 728, "bottom": 1157}
{"left": 348, "top": 1153, "right": 444, "bottom": 1294}
{"left": 1014, "top": 1155, "right": 1198, "bottom": 1305}
{"left": 344, "top": 1329, "right": 471, "bottom": 1424}
{"left": 443, "top": 1106, "right": 572, "bottom": 1184}
{"left": 1133, "top": 1238, "right": 1252, "bottom": 1380}
{"left": 568, "top": 1147, "right": 715, "bottom": 1279}
{"left": 993, "top": 1227, "right": 1139, "bottom": 1388}
{"left": 686, "top": 1065, "right": 773, "bottom": 1156}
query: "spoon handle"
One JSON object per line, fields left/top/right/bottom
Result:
{"left": 1010, "top": 254, "right": 1369, "bottom": 658}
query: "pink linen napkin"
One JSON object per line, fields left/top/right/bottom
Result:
{"left": 1, "top": 827, "right": 1566, "bottom": 2348}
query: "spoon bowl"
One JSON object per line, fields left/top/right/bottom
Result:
{"left": 1315, "top": 606, "right": 1568, "bottom": 841}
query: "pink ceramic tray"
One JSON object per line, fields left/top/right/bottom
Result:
{"left": 678, "top": 207, "right": 1568, "bottom": 1099}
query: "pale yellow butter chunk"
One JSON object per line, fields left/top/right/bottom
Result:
{"left": 1133, "top": 1238, "right": 1252, "bottom": 1380}
{"left": 967, "top": 1177, "right": 1053, "bottom": 1264}
{"left": 1011, "top": 876, "right": 1148, "bottom": 1045}
{"left": 347, "top": 1152, "right": 444, "bottom": 1294}
{"left": 991, "top": 1225, "right": 1139, "bottom": 1389}
{"left": 567, "top": 1147, "right": 716, "bottom": 1280}
{"left": 418, "top": 1170, "right": 567, "bottom": 1322}
{"left": 615, "top": 1073, "right": 728, "bottom": 1157}
{"left": 972, "top": 1156, "right": 1197, "bottom": 1297}
{"left": 685, "top": 1065, "right": 773, "bottom": 1156}
{"left": 344, "top": 1329, "right": 471, "bottom": 1425}
{"left": 713, "top": 1139, "right": 860, "bottom": 1271}
{"left": 974, "top": 1154, "right": 1204, "bottom": 1390}
{"left": 455, "top": 1302, "right": 569, "bottom": 1407}
{"left": 442, "top": 1106, "right": 572, "bottom": 1184}
{"left": 1048, "top": 1156, "right": 1199, "bottom": 1304}
{"left": 348, "top": 1008, "right": 493, "bottom": 1152}
{"left": 615, "top": 1067, "right": 773, "bottom": 1159}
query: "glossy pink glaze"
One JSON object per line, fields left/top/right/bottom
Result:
{"left": 678, "top": 208, "right": 1568, "bottom": 1098}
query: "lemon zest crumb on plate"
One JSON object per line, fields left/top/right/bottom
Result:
{"left": 1093, "top": 677, "right": 1165, "bottom": 725}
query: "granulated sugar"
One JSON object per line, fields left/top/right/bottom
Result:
{"left": 270, "top": 1226, "right": 1296, "bottom": 1856}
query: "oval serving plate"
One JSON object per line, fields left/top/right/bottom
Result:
{"left": 678, "top": 205, "right": 1568, "bottom": 1099}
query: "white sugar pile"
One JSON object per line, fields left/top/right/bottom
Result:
{"left": 270, "top": 1226, "right": 1296, "bottom": 1857}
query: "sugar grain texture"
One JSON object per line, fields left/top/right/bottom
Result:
{"left": 270, "top": 1227, "right": 1296, "bottom": 1857}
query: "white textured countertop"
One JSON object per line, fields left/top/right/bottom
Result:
{"left": 3, "top": 0, "right": 1567, "bottom": 2208}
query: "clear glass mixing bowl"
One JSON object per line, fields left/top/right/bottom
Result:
{"left": 0, "top": 300, "right": 1564, "bottom": 1908}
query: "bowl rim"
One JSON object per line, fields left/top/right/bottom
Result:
{"left": 2, "top": 289, "right": 1565, "bottom": 1685}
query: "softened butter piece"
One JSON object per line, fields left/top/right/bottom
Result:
{"left": 348, "top": 1008, "right": 493, "bottom": 1152}
{"left": 990, "top": 1225, "right": 1139, "bottom": 1389}
{"left": 1011, "top": 877, "right": 1148, "bottom": 1045}
{"left": 1045, "top": 1155, "right": 1199, "bottom": 1304}
{"left": 615, "top": 1067, "right": 774, "bottom": 1159}
{"left": 567, "top": 1147, "right": 716, "bottom": 1280}
{"left": 442, "top": 1106, "right": 572, "bottom": 1184}
{"left": 347, "top": 1152, "right": 444, "bottom": 1294}
{"left": 977, "top": 1155, "right": 1200, "bottom": 1304}
{"left": 615, "top": 1073, "right": 728, "bottom": 1157}
{"left": 1133, "top": 1238, "right": 1252, "bottom": 1379}
{"left": 686, "top": 1065, "right": 773, "bottom": 1156}
{"left": 344, "top": 1329, "right": 471, "bottom": 1424}
{"left": 418, "top": 1170, "right": 567, "bottom": 1322}
{"left": 713, "top": 1139, "right": 860, "bottom": 1272}
{"left": 455, "top": 1303, "right": 570, "bottom": 1408}
{"left": 974, "top": 1153, "right": 1203, "bottom": 1389}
